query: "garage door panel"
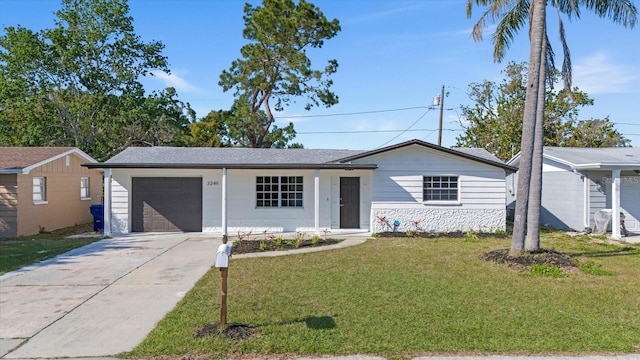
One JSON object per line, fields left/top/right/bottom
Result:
{"left": 132, "top": 177, "right": 202, "bottom": 232}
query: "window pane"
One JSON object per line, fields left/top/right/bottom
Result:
{"left": 423, "top": 176, "right": 458, "bottom": 201}
{"left": 33, "top": 177, "right": 45, "bottom": 201}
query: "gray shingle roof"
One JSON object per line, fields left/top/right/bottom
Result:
{"left": 544, "top": 147, "right": 640, "bottom": 166}
{"left": 106, "top": 147, "right": 366, "bottom": 165}
{"left": 90, "top": 140, "right": 516, "bottom": 173}
{"left": 452, "top": 148, "right": 505, "bottom": 164}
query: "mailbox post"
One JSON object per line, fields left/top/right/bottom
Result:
{"left": 214, "top": 235, "right": 231, "bottom": 329}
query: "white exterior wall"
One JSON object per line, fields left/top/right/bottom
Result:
{"left": 109, "top": 168, "right": 373, "bottom": 235}
{"left": 353, "top": 145, "right": 507, "bottom": 233}
{"left": 110, "top": 168, "right": 220, "bottom": 235}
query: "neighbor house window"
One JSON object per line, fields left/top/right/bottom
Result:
{"left": 423, "top": 176, "right": 458, "bottom": 201}
{"left": 33, "top": 177, "right": 46, "bottom": 203}
{"left": 80, "top": 177, "right": 90, "bottom": 199}
{"left": 256, "top": 176, "right": 303, "bottom": 207}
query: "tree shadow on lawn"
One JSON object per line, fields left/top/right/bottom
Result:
{"left": 194, "top": 315, "right": 337, "bottom": 341}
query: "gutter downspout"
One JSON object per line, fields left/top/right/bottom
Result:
{"left": 103, "top": 169, "right": 112, "bottom": 236}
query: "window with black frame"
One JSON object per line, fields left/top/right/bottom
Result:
{"left": 256, "top": 176, "right": 303, "bottom": 207}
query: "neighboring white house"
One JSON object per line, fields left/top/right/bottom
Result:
{"left": 84, "top": 139, "right": 516, "bottom": 236}
{"left": 507, "top": 147, "right": 640, "bottom": 239}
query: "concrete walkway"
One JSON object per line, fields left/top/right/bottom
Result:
{"left": 0, "top": 233, "right": 219, "bottom": 358}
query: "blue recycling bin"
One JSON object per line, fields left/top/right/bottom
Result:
{"left": 90, "top": 204, "right": 104, "bottom": 232}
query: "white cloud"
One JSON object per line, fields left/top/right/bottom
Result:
{"left": 150, "top": 70, "right": 200, "bottom": 93}
{"left": 573, "top": 52, "right": 637, "bottom": 94}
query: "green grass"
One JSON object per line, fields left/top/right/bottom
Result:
{"left": 0, "top": 224, "right": 100, "bottom": 275}
{"left": 127, "top": 233, "right": 640, "bottom": 359}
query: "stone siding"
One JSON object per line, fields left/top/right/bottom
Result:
{"left": 371, "top": 208, "right": 505, "bottom": 233}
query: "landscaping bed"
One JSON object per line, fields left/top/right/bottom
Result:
{"left": 231, "top": 237, "right": 343, "bottom": 255}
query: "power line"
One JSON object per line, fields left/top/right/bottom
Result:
{"left": 296, "top": 127, "right": 462, "bottom": 135}
{"left": 377, "top": 108, "right": 433, "bottom": 148}
{"left": 277, "top": 106, "right": 428, "bottom": 119}
{"left": 276, "top": 106, "right": 461, "bottom": 119}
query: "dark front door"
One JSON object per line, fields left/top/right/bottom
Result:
{"left": 340, "top": 177, "right": 360, "bottom": 228}
{"left": 131, "top": 177, "right": 203, "bottom": 232}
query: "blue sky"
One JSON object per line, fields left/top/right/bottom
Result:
{"left": 1, "top": 0, "right": 639, "bottom": 150}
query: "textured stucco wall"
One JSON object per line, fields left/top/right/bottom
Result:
{"left": 371, "top": 208, "right": 505, "bottom": 233}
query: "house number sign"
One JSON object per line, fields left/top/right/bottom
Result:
{"left": 207, "top": 181, "right": 219, "bottom": 186}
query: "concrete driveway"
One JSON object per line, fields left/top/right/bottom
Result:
{"left": 0, "top": 233, "right": 218, "bottom": 358}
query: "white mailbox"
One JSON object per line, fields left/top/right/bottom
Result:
{"left": 215, "top": 243, "right": 231, "bottom": 268}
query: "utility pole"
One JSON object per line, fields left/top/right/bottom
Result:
{"left": 438, "top": 84, "right": 445, "bottom": 146}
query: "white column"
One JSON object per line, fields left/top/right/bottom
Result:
{"left": 611, "top": 169, "right": 621, "bottom": 239}
{"left": 314, "top": 169, "right": 320, "bottom": 235}
{"left": 583, "top": 174, "right": 590, "bottom": 229}
{"left": 103, "top": 169, "right": 112, "bottom": 236}
{"left": 222, "top": 168, "right": 228, "bottom": 237}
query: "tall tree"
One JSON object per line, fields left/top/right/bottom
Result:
{"left": 219, "top": 0, "right": 340, "bottom": 148}
{"left": 467, "top": 0, "right": 637, "bottom": 254}
{"left": 457, "top": 62, "right": 627, "bottom": 161}
{"left": 0, "top": 0, "right": 191, "bottom": 160}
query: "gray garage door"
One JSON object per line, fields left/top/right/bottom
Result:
{"left": 131, "top": 177, "right": 202, "bottom": 232}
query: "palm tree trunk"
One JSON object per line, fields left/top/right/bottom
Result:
{"left": 525, "top": 30, "right": 547, "bottom": 252}
{"left": 511, "top": 0, "right": 546, "bottom": 255}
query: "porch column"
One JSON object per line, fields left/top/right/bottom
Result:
{"left": 611, "top": 169, "right": 621, "bottom": 240}
{"left": 314, "top": 169, "right": 320, "bottom": 235}
{"left": 583, "top": 174, "right": 590, "bottom": 229}
{"left": 103, "top": 169, "right": 112, "bottom": 236}
{"left": 222, "top": 168, "right": 228, "bottom": 237}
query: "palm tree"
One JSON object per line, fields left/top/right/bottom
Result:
{"left": 467, "top": 0, "right": 637, "bottom": 255}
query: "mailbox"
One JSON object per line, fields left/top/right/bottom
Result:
{"left": 215, "top": 243, "right": 231, "bottom": 268}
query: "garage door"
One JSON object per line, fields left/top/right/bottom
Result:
{"left": 131, "top": 177, "right": 202, "bottom": 232}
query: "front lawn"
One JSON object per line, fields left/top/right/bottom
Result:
{"left": 0, "top": 224, "right": 101, "bottom": 275}
{"left": 127, "top": 233, "right": 640, "bottom": 359}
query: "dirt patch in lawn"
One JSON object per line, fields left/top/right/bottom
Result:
{"left": 481, "top": 248, "right": 579, "bottom": 273}
{"left": 194, "top": 322, "right": 257, "bottom": 341}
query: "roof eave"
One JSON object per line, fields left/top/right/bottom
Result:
{"left": 83, "top": 163, "right": 378, "bottom": 170}
{"left": 337, "top": 139, "right": 517, "bottom": 173}
{"left": 572, "top": 163, "right": 640, "bottom": 170}
{"left": 23, "top": 148, "right": 99, "bottom": 174}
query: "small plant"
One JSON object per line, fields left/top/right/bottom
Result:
{"left": 234, "top": 231, "right": 247, "bottom": 252}
{"left": 259, "top": 240, "right": 267, "bottom": 252}
{"left": 463, "top": 229, "right": 480, "bottom": 242}
{"left": 38, "top": 225, "right": 46, "bottom": 234}
{"left": 411, "top": 219, "right": 421, "bottom": 231}
{"left": 574, "top": 259, "right": 616, "bottom": 276}
{"left": 392, "top": 219, "right": 400, "bottom": 232}
{"left": 493, "top": 228, "right": 508, "bottom": 235}
{"left": 530, "top": 264, "right": 566, "bottom": 277}
{"left": 310, "top": 235, "right": 320, "bottom": 245}
{"left": 274, "top": 236, "right": 284, "bottom": 248}
{"left": 321, "top": 228, "right": 331, "bottom": 239}
{"left": 376, "top": 215, "right": 390, "bottom": 232}
{"left": 293, "top": 232, "right": 306, "bottom": 248}
{"left": 405, "top": 229, "right": 418, "bottom": 238}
